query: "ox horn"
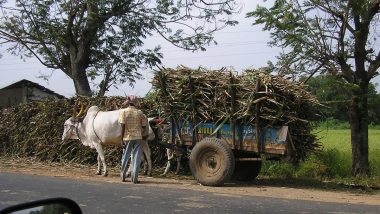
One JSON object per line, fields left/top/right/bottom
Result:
{"left": 76, "top": 102, "right": 86, "bottom": 118}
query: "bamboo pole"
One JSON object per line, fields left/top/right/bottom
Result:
{"left": 255, "top": 77, "right": 261, "bottom": 154}
{"left": 229, "top": 72, "right": 236, "bottom": 150}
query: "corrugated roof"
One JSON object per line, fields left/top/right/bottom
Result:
{"left": 0, "top": 79, "right": 65, "bottom": 98}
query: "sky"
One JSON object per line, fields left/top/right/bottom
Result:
{"left": 1, "top": 1, "right": 379, "bottom": 98}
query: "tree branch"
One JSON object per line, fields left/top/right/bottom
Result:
{"left": 368, "top": 49, "right": 380, "bottom": 78}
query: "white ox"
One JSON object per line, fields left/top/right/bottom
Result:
{"left": 61, "top": 106, "right": 154, "bottom": 177}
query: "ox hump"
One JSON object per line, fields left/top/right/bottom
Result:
{"left": 88, "top": 106, "right": 100, "bottom": 113}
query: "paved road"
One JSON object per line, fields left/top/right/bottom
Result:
{"left": 0, "top": 172, "right": 379, "bottom": 214}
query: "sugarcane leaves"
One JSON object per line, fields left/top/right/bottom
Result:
{"left": 211, "top": 116, "right": 230, "bottom": 136}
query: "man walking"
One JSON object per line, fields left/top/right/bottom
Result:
{"left": 119, "top": 95, "right": 148, "bottom": 183}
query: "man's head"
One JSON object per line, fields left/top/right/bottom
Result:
{"left": 123, "top": 95, "right": 139, "bottom": 107}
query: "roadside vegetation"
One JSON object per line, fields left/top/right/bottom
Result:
{"left": 261, "top": 124, "right": 380, "bottom": 190}
{"left": 258, "top": 75, "right": 380, "bottom": 190}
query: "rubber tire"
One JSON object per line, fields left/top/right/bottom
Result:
{"left": 189, "top": 137, "right": 235, "bottom": 186}
{"left": 232, "top": 160, "right": 262, "bottom": 181}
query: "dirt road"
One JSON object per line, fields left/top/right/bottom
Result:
{"left": 1, "top": 158, "right": 379, "bottom": 206}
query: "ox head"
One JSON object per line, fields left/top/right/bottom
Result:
{"left": 61, "top": 102, "right": 86, "bottom": 143}
{"left": 147, "top": 117, "right": 165, "bottom": 141}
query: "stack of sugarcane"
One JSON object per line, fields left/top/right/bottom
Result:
{"left": 0, "top": 95, "right": 166, "bottom": 166}
{"left": 151, "top": 66, "right": 322, "bottom": 160}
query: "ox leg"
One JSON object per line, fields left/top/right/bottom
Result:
{"left": 142, "top": 141, "right": 152, "bottom": 177}
{"left": 161, "top": 160, "right": 172, "bottom": 176}
{"left": 161, "top": 148, "right": 173, "bottom": 176}
{"left": 94, "top": 144, "right": 108, "bottom": 177}
{"left": 175, "top": 155, "right": 181, "bottom": 175}
{"left": 96, "top": 154, "right": 102, "bottom": 175}
{"left": 141, "top": 154, "right": 147, "bottom": 175}
{"left": 126, "top": 159, "right": 132, "bottom": 178}
{"left": 136, "top": 153, "right": 147, "bottom": 176}
{"left": 125, "top": 152, "right": 137, "bottom": 178}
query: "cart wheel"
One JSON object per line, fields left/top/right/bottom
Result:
{"left": 232, "top": 160, "right": 262, "bottom": 181}
{"left": 189, "top": 137, "right": 235, "bottom": 186}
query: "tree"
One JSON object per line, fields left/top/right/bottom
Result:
{"left": 248, "top": 0, "right": 380, "bottom": 176}
{"left": 305, "top": 75, "right": 380, "bottom": 124}
{"left": 0, "top": 0, "right": 238, "bottom": 96}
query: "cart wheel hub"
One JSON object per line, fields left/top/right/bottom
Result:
{"left": 206, "top": 158, "right": 217, "bottom": 169}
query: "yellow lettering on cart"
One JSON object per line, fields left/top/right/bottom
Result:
{"left": 198, "top": 127, "right": 213, "bottom": 134}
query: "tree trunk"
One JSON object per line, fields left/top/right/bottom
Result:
{"left": 348, "top": 81, "right": 370, "bottom": 177}
{"left": 96, "top": 69, "right": 112, "bottom": 97}
{"left": 71, "top": 62, "right": 92, "bottom": 97}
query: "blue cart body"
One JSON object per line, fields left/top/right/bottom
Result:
{"left": 172, "top": 121, "right": 289, "bottom": 155}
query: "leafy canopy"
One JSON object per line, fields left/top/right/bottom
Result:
{"left": 0, "top": 0, "right": 239, "bottom": 95}
{"left": 248, "top": 0, "right": 380, "bottom": 83}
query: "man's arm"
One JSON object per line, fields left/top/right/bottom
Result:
{"left": 141, "top": 113, "right": 149, "bottom": 140}
{"left": 118, "top": 110, "right": 126, "bottom": 144}
{"left": 120, "top": 124, "right": 125, "bottom": 143}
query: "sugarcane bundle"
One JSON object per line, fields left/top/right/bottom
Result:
{"left": 151, "top": 66, "right": 322, "bottom": 160}
{"left": 0, "top": 96, "right": 166, "bottom": 166}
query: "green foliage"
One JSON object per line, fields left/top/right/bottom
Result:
{"left": 248, "top": 1, "right": 380, "bottom": 80}
{"left": 261, "top": 129, "right": 380, "bottom": 183}
{"left": 316, "top": 118, "right": 350, "bottom": 129}
{"left": 317, "top": 119, "right": 380, "bottom": 130}
{"left": 262, "top": 161, "right": 295, "bottom": 179}
{"left": 301, "top": 150, "right": 351, "bottom": 178}
{"left": 305, "top": 75, "right": 380, "bottom": 125}
{"left": 368, "top": 93, "right": 380, "bottom": 125}
{"left": 296, "top": 155, "right": 329, "bottom": 179}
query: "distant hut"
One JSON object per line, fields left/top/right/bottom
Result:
{"left": 0, "top": 79, "right": 65, "bottom": 107}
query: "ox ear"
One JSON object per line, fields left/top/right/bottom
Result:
{"left": 68, "top": 117, "right": 76, "bottom": 124}
{"left": 69, "top": 116, "right": 84, "bottom": 124}
{"left": 72, "top": 100, "right": 78, "bottom": 118}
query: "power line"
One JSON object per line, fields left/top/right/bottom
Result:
{"left": 161, "top": 41, "right": 269, "bottom": 53}
{"left": 144, "top": 40, "right": 268, "bottom": 51}
{"left": 0, "top": 51, "right": 276, "bottom": 67}
{"left": 164, "top": 51, "right": 275, "bottom": 60}
{"left": 216, "top": 30, "right": 263, "bottom": 34}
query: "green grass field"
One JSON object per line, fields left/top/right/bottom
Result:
{"left": 262, "top": 129, "right": 380, "bottom": 187}
{"left": 315, "top": 129, "right": 380, "bottom": 177}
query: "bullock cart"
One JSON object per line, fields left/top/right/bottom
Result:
{"left": 151, "top": 67, "right": 320, "bottom": 186}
